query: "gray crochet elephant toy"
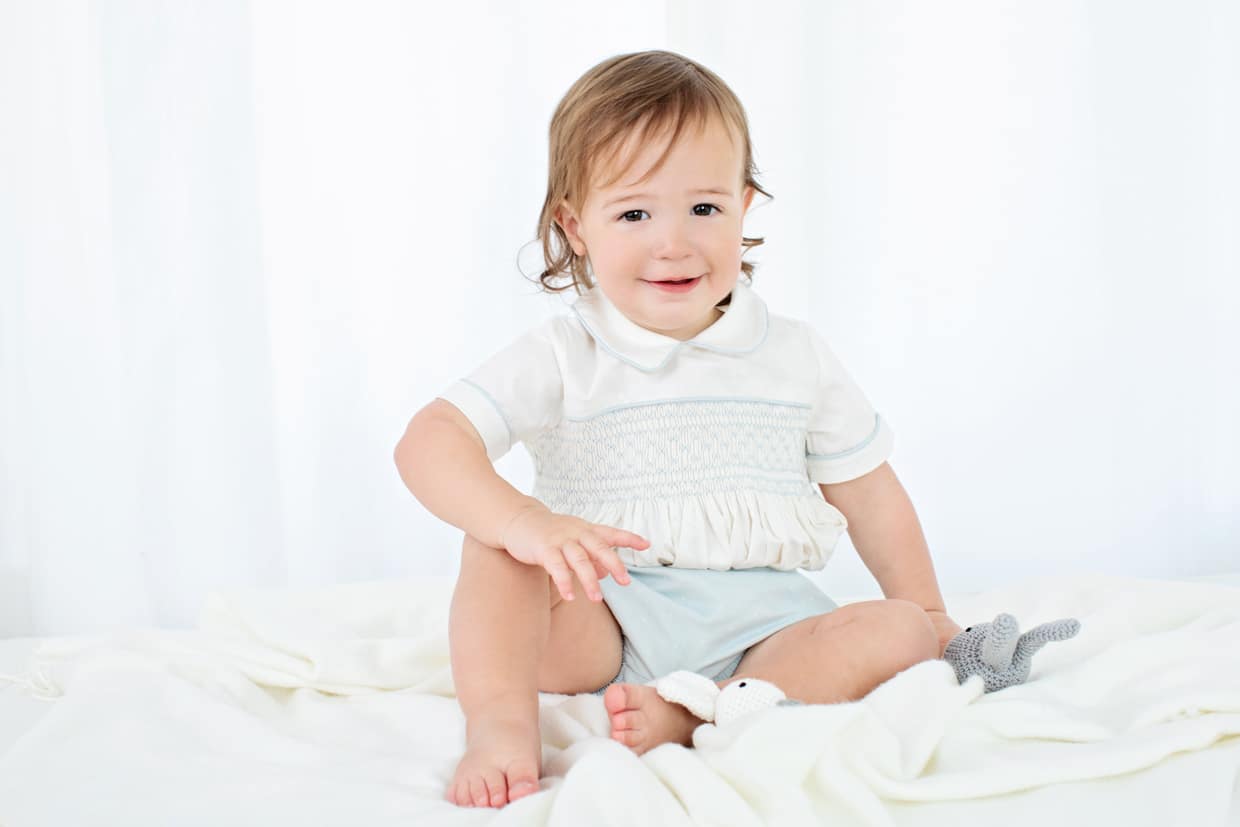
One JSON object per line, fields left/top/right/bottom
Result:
{"left": 941, "top": 613, "right": 1082, "bottom": 693}
{"left": 649, "top": 612, "right": 1085, "bottom": 725}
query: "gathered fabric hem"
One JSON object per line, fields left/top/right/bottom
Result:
{"left": 547, "top": 489, "right": 848, "bottom": 571}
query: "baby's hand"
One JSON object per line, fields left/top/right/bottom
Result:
{"left": 500, "top": 504, "right": 648, "bottom": 602}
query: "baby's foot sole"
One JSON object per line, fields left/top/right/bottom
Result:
{"left": 446, "top": 715, "right": 542, "bottom": 808}
{"left": 603, "top": 682, "right": 704, "bottom": 755}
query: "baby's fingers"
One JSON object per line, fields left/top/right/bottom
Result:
{"left": 608, "top": 529, "right": 650, "bottom": 550}
{"left": 540, "top": 550, "right": 578, "bottom": 603}
{"left": 561, "top": 541, "right": 603, "bottom": 601}
{"left": 581, "top": 533, "right": 631, "bottom": 586}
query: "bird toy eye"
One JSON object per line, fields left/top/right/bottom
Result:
{"left": 965, "top": 627, "right": 973, "bottom": 632}
{"left": 738, "top": 681, "right": 747, "bottom": 687}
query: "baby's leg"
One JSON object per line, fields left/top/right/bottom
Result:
{"left": 721, "top": 599, "right": 940, "bottom": 702}
{"left": 606, "top": 599, "right": 938, "bottom": 756}
{"left": 446, "top": 532, "right": 623, "bottom": 809}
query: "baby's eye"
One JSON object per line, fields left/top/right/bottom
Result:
{"left": 617, "top": 204, "right": 722, "bottom": 222}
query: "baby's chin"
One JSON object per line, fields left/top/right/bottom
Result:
{"left": 635, "top": 306, "right": 724, "bottom": 341}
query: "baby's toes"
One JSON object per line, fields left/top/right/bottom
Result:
{"left": 482, "top": 769, "right": 509, "bottom": 807}
{"left": 446, "top": 775, "right": 472, "bottom": 806}
{"left": 505, "top": 759, "right": 540, "bottom": 802}
{"left": 611, "top": 726, "right": 644, "bottom": 748}
{"left": 603, "top": 682, "right": 634, "bottom": 715}
{"left": 610, "top": 709, "right": 647, "bottom": 749}
{"left": 507, "top": 775, "right": 539, "bottom": 802}
{"left": 468, "top": 775, "right": 491, "bottom": 808}
{"left": 610, "top": 709, "right": 642, "bottom": 732}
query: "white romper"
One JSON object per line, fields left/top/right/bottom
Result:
{"left": 437, "top": 274, "right": 896, "bottom": 690}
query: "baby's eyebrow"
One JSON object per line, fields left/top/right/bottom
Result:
{"left": 603, "top": 187, "right": 732, "bottom": 209}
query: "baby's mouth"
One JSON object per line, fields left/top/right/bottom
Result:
{"left": 642, "top": 275, "right": 704, "bottom": 290}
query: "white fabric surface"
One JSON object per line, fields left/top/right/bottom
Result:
{"left": 0, "top": 571, "right": 1238, "bottom": 826}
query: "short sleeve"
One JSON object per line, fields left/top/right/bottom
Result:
{"left": 804, "top": 324, "right": 896, "bottom": 484}
{"left": 435, "top": 320, "right": 564, "bottom": 463}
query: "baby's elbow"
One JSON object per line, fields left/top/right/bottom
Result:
{"left": 393, "top": 435, "right": 427, "bottom": 492}
{"left": 393, "top": 427, "right": 419, "bottom": 470}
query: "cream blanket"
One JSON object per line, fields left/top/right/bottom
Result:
{"left": 1, "top": 572, "right": 1238, "bottom": 826}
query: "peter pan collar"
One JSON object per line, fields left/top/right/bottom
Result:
{"left": 570, "top": 276, "right": 770, "bottom": 372}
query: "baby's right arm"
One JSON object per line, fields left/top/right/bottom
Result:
{"left": 394, "top": 399, "right": 646, "bottom": 600}
{"left": 394, "top": 398, "right": 541, "bottom": 550}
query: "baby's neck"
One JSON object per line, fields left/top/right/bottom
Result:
{"left": 650, "top": 307, "right": 723, "bottom": 342}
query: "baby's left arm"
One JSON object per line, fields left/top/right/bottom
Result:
{"left": 821, "top": 463, "right": 1081, "bottom": 692}
{"left": 819, "top": 462, "right": 961, "bottom": 652}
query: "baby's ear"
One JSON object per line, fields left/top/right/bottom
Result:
{"left": 554, "top": 203, "right": 585, "bottom": 252}
{"left": 552, "top": 203, "right": 568, "bottom": 230}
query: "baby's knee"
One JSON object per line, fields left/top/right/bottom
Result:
{"left": 458, "top": 534, "right": 556, "bottom": 605}
{"left": 459, "top": 534, "right": 539, "bottom": 581}
{"left": 880, "top": 600, "right": 940, "bottom": 668}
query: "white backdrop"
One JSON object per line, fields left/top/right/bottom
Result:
{"left": 1, "top": 0, "right": 1237, "bottom": 637}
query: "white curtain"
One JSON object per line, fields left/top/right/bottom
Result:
{"left": 2, "top": 0, "right": 1237, "bottom": 637}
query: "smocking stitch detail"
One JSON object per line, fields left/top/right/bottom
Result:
{"left": 528, "top": 399, "right": 815, "bottom": 512}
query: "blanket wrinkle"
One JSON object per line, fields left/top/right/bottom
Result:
{"left": 0, "top": 572, "right": 1238, "bottom": 827}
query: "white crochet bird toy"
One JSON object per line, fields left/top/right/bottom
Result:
{"left": 645, "top": 670, "right": 799, "bottom": 727}
{"left": 649, "top": 612, "right": 1082, "bottom": 725}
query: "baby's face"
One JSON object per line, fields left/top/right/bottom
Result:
{"left": 557, "top": 116, "right": 756, "bottom": 342}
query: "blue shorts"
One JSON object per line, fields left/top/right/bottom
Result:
{"left": 589, "top": 565, "right": 838, "bottom": 696}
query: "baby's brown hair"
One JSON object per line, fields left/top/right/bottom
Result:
{"left": 532, "top": 50, "right": 773, "bottom": 298}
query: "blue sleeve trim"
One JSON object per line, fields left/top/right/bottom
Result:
{"left": 805, "top": 413, "right": 883, "bottom": 460}
{"left": 461, "top": 378, "right": 513, "bottom": 451}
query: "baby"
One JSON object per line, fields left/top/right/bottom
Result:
{"left": 394, "top": 49, "right": 964, "bottom": 810}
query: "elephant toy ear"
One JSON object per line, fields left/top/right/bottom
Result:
{"left": 981, "top": 613, "right": 1022, "bottom": 671}
{"left": 1047, "top": 618, "right": 1081, "bottom": 640}
{"left": 1013, "top": 617, "right": 1083, "bottom": 660}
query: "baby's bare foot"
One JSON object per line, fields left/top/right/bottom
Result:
{"left": 603, "top": 682, "right": 706, "bottom": 755}
{"left": 445, "top": 715, "right": 541, "bottom": 808}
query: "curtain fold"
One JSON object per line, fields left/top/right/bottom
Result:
{"left": 2, "top": 0, "right": 1237, "bottom": 636}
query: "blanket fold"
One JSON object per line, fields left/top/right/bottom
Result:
{"left": 0, "top": 572, "right": 1238, "bottom": 827}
